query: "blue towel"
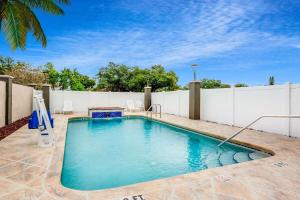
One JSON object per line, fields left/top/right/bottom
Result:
{"left": 28, "top": 111, "right": 54, "bottom": 129}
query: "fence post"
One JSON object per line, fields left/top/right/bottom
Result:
{"left": 42, "top": 84, "right": 51, "bottom": 111}
{"left": 0, "top": 75, "right": 13, "bottom": 125}
{"left": 144, "top": 86, "right": 151, "bottom": 111}
{"left": 286, "top": 82, "right": 292, "bottom": 137}
{"left": 189, "top": 81, "right": 201, "bottom": 120}
{"left": 28, "top": 83, "right": 38, "bottom": 90}
{"left": 232, "top": 85, "right": 236, "bottom": 126}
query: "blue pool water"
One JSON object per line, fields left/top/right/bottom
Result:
{"left": 61, "top": 117, "right": 269, "bottom": 190}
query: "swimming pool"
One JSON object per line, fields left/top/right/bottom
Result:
{"left": 61, "top": 117, "right": 269, "bottom": 190}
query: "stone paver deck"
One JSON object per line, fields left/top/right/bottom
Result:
{"left": 0, "top": 112, "right": 299, "bottom": 200}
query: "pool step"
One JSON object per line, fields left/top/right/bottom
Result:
{"left": 205, "top": 154, "right": 222, "bottom": 168}
{"left": 233, "top": 152, "right": 252, "bottom": 163}
{"left": 219, "top": 151, "right": 237, "bottom": 166}
{"left": 249, "top": 152, "right": 266, "bottom": 160}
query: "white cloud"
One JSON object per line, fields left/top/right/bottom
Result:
{"left": 24, "top": 0, "right": 300, "bottom": 72}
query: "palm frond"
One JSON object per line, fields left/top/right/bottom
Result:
{"left": 15, "top": 1, "right": 47, "bottom": 47}
{"left": 56, "top": 0, "right": 70, "bottom": 4}
{"left": 2, "top": 2, "right": 27, "bottom": 49}
{"left": 21, "top": 0, "right": 66, "bottom": 15}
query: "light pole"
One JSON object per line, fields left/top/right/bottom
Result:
{"left": 191, "top": 64, "right": 199, "bottom": 81}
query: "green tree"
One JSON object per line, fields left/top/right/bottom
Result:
{"left": 69, "top": 69, "right": 85, "bottom": 91}
{"left": 148, "top": 65, "right": 179, "bottom": 91}
{"left": 59, "top": 68, "right": 72, "bottom": 90}
{"left": 97, "top": 62, "right": 131, "bottom": 91}
{"left": 0, "top": 0, "right": 69, "bottom": 50}
{"left": 127, "top": 67, "right": 148, "bottom": 92}
{"left": 234, "top": 83, "right": 248, "bottom": 87}
{"left": 58, "top": 68, "right": 95, "bottom": 91}
{"left": 97, "top": 63, "right": 179, "bottom": 92}
{"left": 200, "top": 79, "right": 230, "bottom": 89}
{"left": 0, "top": 56, "right": 14, "bottom": 74}
{"left": 80, "top": 75, "right": 96, "bottom": 90}
{"left": 268, "top": 76, "right": 275, "bottom": 85}
{"left": 4, "top": 61, "right": 47, "bottom": 85}
{"left": 43, "top": 62, "right": 59, "bottom": 89}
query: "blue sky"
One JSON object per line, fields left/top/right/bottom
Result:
{"left": 0, "top": 0, "right": 300, "bottom": 86}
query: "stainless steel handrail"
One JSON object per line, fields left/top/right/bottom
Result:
{"left": 146, "top": 104, "right": 162, "bottom": 118}
{"left": 218, "top": 115, "right": 300, "bottom": 147}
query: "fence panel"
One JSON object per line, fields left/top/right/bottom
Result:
{"left": 200, "top": 88, "right": 234, "bottom": 125}
{"left": 50, "top": 90, "right": 144, "bottom": 113}
{"left": 152, "top": 91, "right": 189, "bottom": 117}
{"left": 291, "top": 84, "right": 300, "bottom": 137}
{"left": 234, "top": 85, "right": 288, "bottom": 135}
{"left": 12, "top": 84, "right": 33, "bottom": 122}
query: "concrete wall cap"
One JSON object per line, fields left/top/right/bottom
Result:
{"left": 0, "top": 75, "right": 14, "bottom": 79}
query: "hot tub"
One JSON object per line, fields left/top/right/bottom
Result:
{"left": 88, "top": 107, "right": 125, "bottom": 118}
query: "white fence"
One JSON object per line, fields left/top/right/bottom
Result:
{"left": 49, "top": 84, "right": 300, "bottom": 137}
{"left": 152, "top": 84, "right": 300, "bottom": 137}
{"left": 50, "top": 90, "right": 144, "bottom": 113}
{"left": 151, "top": 90, "right": 189, "bottom": 117}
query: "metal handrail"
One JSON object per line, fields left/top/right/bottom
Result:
{"left": 218, "top": 115, "right": 300, "bottom": 147}
{"left": 146, "top": 104, "right": 162, "bottom": 118}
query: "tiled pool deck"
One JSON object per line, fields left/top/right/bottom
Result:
{"left": 0, "top": 113, "right": 300, "bottom": 199}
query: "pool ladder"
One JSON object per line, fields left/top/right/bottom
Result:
{"left": 146, "top": 104, "right": 162, "bottom": 118}
{"left": 218, "top": 115, "right": 300, "bottom": 147}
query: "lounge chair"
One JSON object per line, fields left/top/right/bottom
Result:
{"left": 135, "top": 100, "right": 144, "bottom": 111}
{"left": 63, "top": 100, "right": 74, "bottom": 114}
{"left": 126, "top": 100, "right": 139, "bottom": 112}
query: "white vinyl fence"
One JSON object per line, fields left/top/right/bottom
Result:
{"left": 201, "top": 83, "right": 300, "bottom": 137}
{"left": 151, "top": 90, "right": 189, "bottom": 117}
{"left": 50, "top": 90, "right": 144, "bottom": 113}
{"left": 152, "top": 84, "right": 300, "bottom": 137}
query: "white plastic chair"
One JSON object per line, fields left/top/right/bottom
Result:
{"left": 135, "top": 100, "right": 144, "bottom": 111}
{"left": 126, "top": 100, "right": 139, "bottom": 112}
{"left": 62, "top": 100, "right": 73, "bottom": 114}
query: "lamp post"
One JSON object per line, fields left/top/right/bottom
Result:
{"left": 191, "top": 64, "right": 199, "bottom": 81}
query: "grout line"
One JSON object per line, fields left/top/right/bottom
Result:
{"left": 0, "top": 176, "right": 43, "bottom": 198}
{"left": 0, "top": 156, "right": 48, "bottom": 171}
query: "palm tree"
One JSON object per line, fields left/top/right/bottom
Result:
{"left": 0, "top": 0, "right": 69, "bottom": 50}
{"left": 268, "top": 76, "right": 275, "bottom": 85}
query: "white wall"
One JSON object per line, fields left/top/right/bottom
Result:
{"left": 50, "top": 90, "right": 144, "bottom": 113}
{"left": 152, "top": 90, "right": 189, "bottom": 117}
{"left": 50, "top": 84, "right": 300, "bottom": 137}
{"left": 151, "top": 83, "right": 300, "bottom": 137}
{"left": 201, "top": 83, "right": 300, "bottom": 137}
{"left": 291, "top": 84, "right": 300, "bottom": 137}
{"left": 12, "top": 83, "right": 33, "bottom": 122}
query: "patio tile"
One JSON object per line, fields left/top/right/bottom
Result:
{"left": 0, "top": 187, "right": 43, "bottom": 200}
{"left": 0, "top": 162, "right": 30, "bottom": 178}
{"left": 6, "top": 165, "right": 46, "bottom": 185}
{"left": 0, "top": 178, "right": 23, "bottom": 197}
